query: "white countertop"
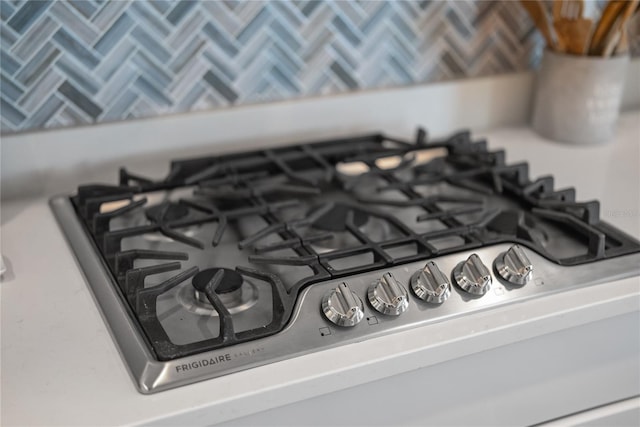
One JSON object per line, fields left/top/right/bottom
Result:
{"left": 1, "top": 110, "right": 639, "bottom": 426}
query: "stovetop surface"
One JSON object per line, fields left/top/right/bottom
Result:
{"left": 66, "top": 129, "right": 640, "bottom": 363}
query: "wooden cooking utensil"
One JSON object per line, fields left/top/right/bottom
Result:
{"left": 602, "top": 0, "right": 639, "bottom": 57}
{"left": 520, "top": 0, "right": 559, "bottom": 50}
{"left": 552, "top": 0, "right": 593, "bottom": 55}
{"left": 615, "top": 27, "right": 629, "bottom": 54}
{"left": 552, "top": 0, "right": 564, "bottom": 23}
{"left": 552, "top": 0, "right": 567, "bottom": 51}
{"left": 588, "top": 0, "right": 627, "bottom": 55}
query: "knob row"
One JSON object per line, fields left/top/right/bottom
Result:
{"left": 322, "top": 245, "right": 534, "bottom": 327}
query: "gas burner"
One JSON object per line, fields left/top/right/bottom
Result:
{"left": 138, "top": 202, "right": 200, "bottom": 244}
{"left": 145, "top": 202, "right": 190, "bottom": 223}
{"left": 306, "top": 204, "right": 394, "bottom": 253}
{"left": 192, "top": 267, "right": 243, "bottom": 295}
{"left": 310, "top": 204, "right": 368, "bottom": 232}
{"left": 186, "top": 268, "right": 259, "bottom": 315}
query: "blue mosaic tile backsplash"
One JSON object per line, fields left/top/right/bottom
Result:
{"left": 1, "top": 0, "right": 545, "bottom": 134}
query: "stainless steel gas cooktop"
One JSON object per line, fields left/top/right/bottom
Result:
{"left": 50, "top": 129, "right": 640, "bottom": 393}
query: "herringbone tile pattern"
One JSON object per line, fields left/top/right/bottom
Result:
{"left": 1, "top": 0, "right": 543, "bottom": 134}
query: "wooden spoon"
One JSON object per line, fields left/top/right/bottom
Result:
{"left": 520, "top": 0, "right": 560, "bottom": 50}
{"left": 602, "top": 0, "right": 639, "bottom": 56}
{"left": 589, "top": 0, "right": 627, "bottom": 55}
{"left": 553, "top": 0, "right": 593, "bottom": 55}
{"left": 552, "top": 0, "right": 567, "bottom": 51}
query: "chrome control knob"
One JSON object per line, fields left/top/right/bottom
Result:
{"left": 368, "top": 272, "right": 409, "bottom": 316}
{"left": 453, "top": 254, "right": 492, "bottom": 295}
{"left": 494, "top": 244, "right": 533, "bottom": 286}
{"left": 410, "top": 261, "right": 451, "bottom": 303}
{"left": 322, "top": 282, "right": 364, "bottom": 327}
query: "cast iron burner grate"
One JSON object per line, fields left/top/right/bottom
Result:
{"left": 70, "top": 129, "right": 640, "bottom": 360}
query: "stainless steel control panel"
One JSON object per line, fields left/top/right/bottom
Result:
{"left": 140, "top": 243, "right": 639, "bottom": 392}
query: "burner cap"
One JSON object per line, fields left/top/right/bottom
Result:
{"left": 145, "top": 203, "right": 189, "bottom": 223}
{"left": 192, "top": 268, "right": 243, "bottom": 294}
{"left": 311, "top": 204, "right": 368, "bottom": 232}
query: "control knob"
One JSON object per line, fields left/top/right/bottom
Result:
{"left": 453, "top": 254, "right": 492, "bottom": 295}
{"left": 322, "top": 282, "right": 364, "bottom": 327}
{"left": 411, "top": 261, "right": 451, "bottom": 303}
{"left": 368, "top": 272, "right": 409, "bottom": 316}
{"left": 494, "top": 244, "right": 533, "bottom": 286}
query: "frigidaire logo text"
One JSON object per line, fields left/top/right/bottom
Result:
{"left": 176, "top": 354, "right": 231, "bottom": 373}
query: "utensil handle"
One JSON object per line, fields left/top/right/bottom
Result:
{"left": 615, "top": 28, "right": 629, "bottom": 54}
{"left": 598, "top": 0, "right": 639, "bottom": 57}
{"left": 589, "top": 0, "right": 626, "bottom": 55}
{"left": 520, "top": 0, "right": 559, "bottom": 50}
{"left": 574, "top": 0, "right": 584, "bottom": 18}
{"left": 553, "top": 0, "right": 564, "bottom": 22}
